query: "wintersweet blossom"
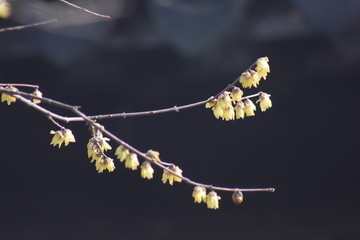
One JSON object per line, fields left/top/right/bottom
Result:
{"left": 115, "top": 145, "right": 129, "bottom": 162}
{"left": 50, "top": 129, "right": 75, "bottom": 148}
{"left": 95, "top": 156, "right": 115, "bottom": 173}
{"left": 216, "top": 92, "right": 232, "bottom": 109}
{"left": 140, "top": 161, "right": 154, "bottom": 179}
{"left": 244, "top": 99, "right": 256, "bottom": 116}
{"left": 162, "top": 165, "right": 183, "bottom": 185}
{"left": 205, "top": 99, "right": 217, "bottom": 108}
{"left": 257, "top": 92, "right": 272, "bottom": 112}
{"left": 99, "top": 136, "right": 112, "bottom": 151}
{"left": 239, "top": 70, "right": 260, "bottom": 88}
{"left": 256, "top": 57, "right": 270, "bottom": 80}
{"left": 125, "top": 153, "right": 139, "bottom": 170}
{"left": 223, "top": 106, "right": 235, "bottom": 121}
{"left": 192, "top": 186, "right": 207, "bottom": 203}
{"left": 230, "top": 87, "right": 243, "bottom": 103}
{"left": 206, "top": 191, "right": 221, "bottom": 209}
{"left": 87, "top": 138, "right": 99, "bottom": 159}
{"left": 1, "top": 86, "right": 18, "bottom": 105}
{"left": 32, "top": 89, "right": 43, "bottom": 104}
{"left": 146, "top": 150, "right": 161, "bottom": 162}
{"left": 235, "top": 101, "right": 245, "bottom": 119}
{"left": 212, "top": 104, "right": 224, "bottom": 119}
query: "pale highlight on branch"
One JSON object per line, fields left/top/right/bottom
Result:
{"left": 59, "top": 0, "right": 111, "bottom": 19}
{"left": 0, "top": 19, "right": 58, "bottom": 33}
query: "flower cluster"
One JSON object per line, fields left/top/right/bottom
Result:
{"left": 162, "top": 165, "right": 183, "bottom": 185}
{"left": 50, "top": 128, "right": 76, "bottom": 148}
{"left": 192, "top": 187, "right": 221, "bottom": 209}
{"left": 87, "top": 131, "right": 114, "bottom": 173}
{"left": 192, "top": 187, "right": 245, "bottom": 209}
{"left": 206, "top": 57, "right": 272, "bottom": 120}
{"left": 239, "top": 57, "right": 270, "bottom": 88}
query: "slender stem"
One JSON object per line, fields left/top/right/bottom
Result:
{"left": 48, "top": 116, "right": 66, "bottom": 129}
{"left": 59, "top": 0, "right": 111, "bottom": 19}
{"left": 70, "top": 107, "right": 274, "bottom": 193}
{"left": 0, "top": 19, "right": 58, "bottom": 33}
{"left": 0, "top": 88, "right": 262, "bottom": 122}
{"left": 0, "top": 83, "right": 39, "bottom": 89}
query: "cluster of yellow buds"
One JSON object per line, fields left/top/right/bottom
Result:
{"left": 192, "top": 187, "right": 221, "bottom": 209}
{"left": 206, "top": 57, "right": 272, "bottom": 120}
{"left": 50, "top": 128, "right": 76, "bottom": 148}
{"left": 115, "top": 145, "right": 139, "bottom": 170}
{"left": 192, "top": 187, "right": 244, "bottom": 209}
{"left": 162, "top": 165, "right": 183, "bottom": 185}
{"left": 239, "top": 57, "right": 270, "bottom": 88}
{"left": 87, "top": 132, "right": 114, "bottom": 173}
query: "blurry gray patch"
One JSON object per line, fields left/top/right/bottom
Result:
{"left": 290, "top": 0, "right": 360, "bottom": 34}
{"left": 148, "top": 0, "right": 249, "bottom": 56}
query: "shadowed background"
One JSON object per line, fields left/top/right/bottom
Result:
{"left": 0, "top": 0, "right": 359, "bottom": 239}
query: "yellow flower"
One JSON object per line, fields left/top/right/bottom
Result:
{"left": 212, "top": 104, "right": 224, "bottom": 119}
{"left": 173, "top": 166, "right": 183, "bottom": 183}
{"left": 99, "top": 136, "right": 112, "bottom": 151}
{"left": 192, "top": 186, "right": 206, "bottom": 203}
{"left": 95, "top": 156, "right": 115, "bottom": 173}
{"left": 140, "top": 161, "right": 154, "bottom": 179}
{"left": 244, "top": 99, "right": 256, "bottom": 116}
{"left": 257, "top": 92, "right": 272, "bottom": 112}
{"left": 146, "top": 149, "right": 161, "bottom": 162}
{"left": 206, "top": 191, "right": 221, "bottom": 209}
{"left": 223, "top": 106, "right": 235, "bottom": 121}
{"left": 32, "top": 89, "right": 43, "bottom": 104}
{"left": 0, "top": 0, "right": 11, "bottom": 19}
{"left": 50, "top": 128, "right": 75, "bottom": 148}
{"left": 256, "top": 57, "right": 270, "bottom": 80}
{"left": 115, "top": 145, "right": 129, "bottom": 162}
{"left": 235, "top": 101, "right": 245, "bottom": 119}
{"left": 1, "top": 86, "right": 18, "bottom": 105}
{"left": 217, "top": 92, "right": 232, "bottom": 109}
{"left": 63, "top": 129, "right": 76, "bottom": 146}
{"left": 125, "top": 153, "right": 139, "bottom": 170}
{"left": 239, "top": 70, "right": 260, "bottom": 88}
{"left": 205, "top": 98, "right": 217, "bottom": 108}
{"left": 162, "top": 165, "right": 183, "bottom": 185}
{"left": 232, "top": 191, "right": 244, "bottom": 205}
{"left": 230, "top": 87, "right": 243, "bottom": 103}
{"left": 87, "top": 138, "right": 99, "bottom": 159}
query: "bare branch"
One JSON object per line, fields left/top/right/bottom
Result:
{"left": 59, "top": 0, "right": 111, "bottom": 19}
{"left": 0, "top": 19, "right": 58, "bottom": 33}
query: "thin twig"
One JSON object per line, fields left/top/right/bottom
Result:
{"left": 0, "top": 83, "right": 39, "bottom": 89}
{"left": 48, "top": 116, "right": 66, "bottom": 129}
{"left": 0, "top": 19, "right": 58, "bottom": 33}
{"left": 1, "top": 89, "right": 274, "bottom": 193}
{"left": 59, "top": 0, "right": 110, "bottom": 19}
{"left": 70, "top": 106, "right": 275, "bottom": 193}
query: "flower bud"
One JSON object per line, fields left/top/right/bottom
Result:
{"left": 140, "top": 161, "right": 154, "bottom": 179}
{"left": 232, "top": 191, "right": 244, "bottom": 205}
{"left": 32, "top": 89, "right": 43, "bottom": 104}
{"left": 192, "top": 186, "right": 206, "bottom": 203}
{"left": 206, "top": 191, "right": 221, "bottom": 209}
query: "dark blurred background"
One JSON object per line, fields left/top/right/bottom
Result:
{"left": 1, "top": 0, "right": 360, "bottom": 239}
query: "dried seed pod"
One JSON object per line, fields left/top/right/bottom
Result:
{"left": 232, "top": 191, "right": 244, "bottom": 205}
